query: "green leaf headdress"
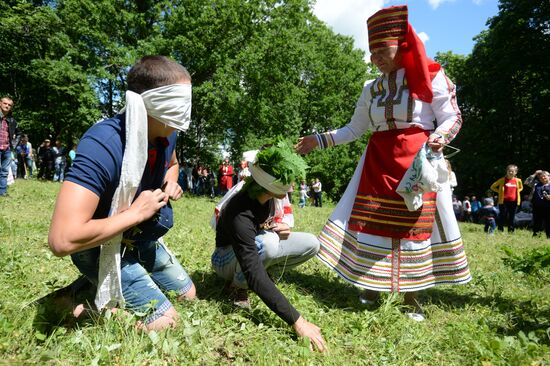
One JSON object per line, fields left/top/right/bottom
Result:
{"left": 243, "top": 139, "right": 308, "bottom": 198}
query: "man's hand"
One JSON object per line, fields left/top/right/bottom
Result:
{"left": 295, "top": 135, "right": 318, "bottom": 155}
{"left": 292, "top": 316, "right": 327, "bottom": 353}
{"left": 273, "top": 222, "right": 291, "bottom": 241}
{"left": 128, "top": 189, "right": 167, "bottom": 223}
{"left": 161, "top": 180, "right": 183, "bottom": 201}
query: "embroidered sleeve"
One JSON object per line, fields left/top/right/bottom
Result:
{"left": 316, "top": 81, "right": 374, "bottom": 149}
{"left": 431, "top": 70, "right": 462, "bottom": 143}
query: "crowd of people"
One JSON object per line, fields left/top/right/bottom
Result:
{"left": 0, "top": 96, "right": 76, "bottom": 193}
{"left": 177, "top": 158, "right": 324, "bottom": 207}
{"left": 450, "top": 164, "right": 550, "bottom": 237}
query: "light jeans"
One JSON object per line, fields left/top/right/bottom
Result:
{"left": 212, "top": 230, "right": 320, "bottom": 288}
{"left": 0, "top": 149, "right": 12, "bottom": 195}
{"left": 53, "top": 159, "right": 66, "bottom": 182}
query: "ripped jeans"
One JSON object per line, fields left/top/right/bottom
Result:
{"left": 71, "top": 239, "right": 193, "bottom": 324}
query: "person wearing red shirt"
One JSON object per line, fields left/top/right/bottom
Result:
{"left": 490, "top": 164, "right": 523, "bottom": 233}
{"left": 218, "top": 158, "right": 234, "bottom": 194}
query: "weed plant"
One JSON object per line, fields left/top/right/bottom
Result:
{"left": 1, "top": 180, "right": 549, "bottom": 365}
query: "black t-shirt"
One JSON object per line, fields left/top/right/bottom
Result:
{"left": 215, "top": 190, "right": 300, "bottom": 325}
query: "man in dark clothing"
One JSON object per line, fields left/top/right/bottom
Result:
{"left": 37, "top": 139, "right": 54, "bottom": 180}
{"left": 0, "top": 96, "right": 21, "bottom": 196}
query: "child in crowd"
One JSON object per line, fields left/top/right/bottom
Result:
{"left": 298, "top": 180, "right": 309, "bottom": 208}
{"left": 479, "top": 198, "right": 498, "bottom": 234}
{"left": 490, "top": 164, "right": 523, "bottom": 233}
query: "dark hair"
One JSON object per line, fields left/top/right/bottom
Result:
{"left": 127, "top": 55, "right": 191, "bottom": 94}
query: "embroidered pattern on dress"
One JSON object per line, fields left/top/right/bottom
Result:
{"left": 391, "top": 238, "right": 400, "bottom": 291}
{"left": 317, "top": 220, "right": 471, "bottom": 292}
{"left": 349, "top": 194, "right": 437, "bottom": 237}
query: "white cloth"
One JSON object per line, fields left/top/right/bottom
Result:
{"left": 141, "top": 84, "right": 192, "bottom": 131}
{"left": 242, "top": 149, "right": 290, "bottom": 196}
{"left": 312, "top": 181, "right": 322, "bottom": 192}
{"left": 96, "top": 91, "right": 148, "bottom": 310}
{"left": 249, "top": 165, "right": 290, "bottom": 196}
{"left": 95, "top": 83, "right": 192, "bottom": 310}
{"left": 396, "top": 143, "right": 446, "bottom": 211}
{"left": 320, "top": 68, "right": 461, "bottom": 146}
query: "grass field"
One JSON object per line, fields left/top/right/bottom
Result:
{"left": 1, "top": 179, "right": 549, "bottom": 365}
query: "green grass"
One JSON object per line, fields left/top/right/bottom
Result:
{"left": 1, "top": 179, "right": 549, "bottom": 365}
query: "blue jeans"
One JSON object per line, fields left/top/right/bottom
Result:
{"left": 25, "top": 157, "right": 33, "bottom": 177}
{"left": 54, "top": 160, "right": 66, "bottom": 182}
{"left": 484, "top": 218, "right": 496, "bottom": 234}
{"left": 0, "top": 149, "right": 12, "bottom": 195}
{"left": 71, "top": 239, "right": 194, "bottom": 324}
{"left": 212, "top": 231, "right": 320, "bottom": 288}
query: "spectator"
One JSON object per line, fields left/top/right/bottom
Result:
{"left": 0, "top": 96, "right": 21, "bottom": 196}
{"left": 37, "top": 139, "right": 54, "bottom": 180}
{"left": 192, "top": 164, "right": 201, "bottom": 194}
{"left": 298, "top": 180, "right": 309, "bottom": 208}
{"left": 238, "top": 160, "right": 250, "bottom": 182}
{"left": 446, "top": 159, "right": 457, "bottom": 192}
{"left": 519, "top": 194, "right": 532, "bottom": 213}
{"left": 16, "top": 134, "right": 32, "bottom": 179}
{"left": 184, "top": 161, "right": 193, "bottom": 192}
{"left": 525, "top": 170, "right": 550, "bottom": 238}
{"left": 312, "top": 178, "right": 323, "bottom": 207}
{"left": 287, "top": 182, "right": 294, "bottom": 204}
{"left": 490, "top": 164, "right": 523, "bottom": 233}
{"left": 470, "top": 195, "right": 481, "bottom": 222}
{"left": 462, "top": 196, "right": 472, "bottom": 222}
{"left": 479, "top": 198, "right": 498, "bottom": 234}
{"left": 308, "top": 178, "right": 315, "bottom": 206}
{"left": 52, "top": 139, "right": 67, "bottom": 182}
{"left": 452, "top": 195, "right": 463, "bottom": 221}
{"left": 68, "top": 144, "right": 77, "bottom": 169}
{"left": 218, "top": 158, "right": 234, "bottom": 195}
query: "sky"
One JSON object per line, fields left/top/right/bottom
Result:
{"left": 312, "top": 0, "right": 500, "bottom": 59}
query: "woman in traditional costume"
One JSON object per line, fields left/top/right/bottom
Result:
{"left": 296, "top": 5, "right": 471, "bottom": 320}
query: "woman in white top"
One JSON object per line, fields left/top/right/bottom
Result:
{"left": 296, "top": 5, "right": 470, "bottom": 320}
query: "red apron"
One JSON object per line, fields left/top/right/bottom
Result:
{"left": 348, "top": 127, "right": 436, "bottom": 240}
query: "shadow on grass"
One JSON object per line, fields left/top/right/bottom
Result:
{"left": 425, "top": 287, "right": 550, "bottom": 343}
{"left": 191, "top": 269, "right": 370, "bottom": 312}
{"left": 31, "top": 276, "right": 97, "bottom": 336}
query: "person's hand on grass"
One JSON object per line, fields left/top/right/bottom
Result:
{"left": 292, "top": 316, "right": 327, "bottom": 353}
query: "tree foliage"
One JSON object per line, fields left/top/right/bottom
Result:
{"left": 4, "top": 0, "right": 547, "bottom": 200}
{"left": 0, "top": 0, "right": 372, "bottom": 199}
{"left": 438, "top": 0, "right": 550, "bottom": 197}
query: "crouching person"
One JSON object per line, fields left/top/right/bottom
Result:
{"left": 48, "top": 56, "right": 196, "bottom": 331}
{"left": 211, "top": 141, "right": 327, "bottom": 352}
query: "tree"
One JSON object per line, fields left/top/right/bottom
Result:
{"left": 161, "top": 0, "right": 372, "bottom": 198}
{"left": 435, "top": 0, "right": 550, "bottom": 197}
{"left": 1, "top": 0, "right": 378, "bottom": 199}
{"left": 0, "top": 2, "right": 100, "bottom": 145}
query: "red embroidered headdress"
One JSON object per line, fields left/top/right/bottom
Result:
{"left": 367, "top": 5, "right": 440, "bottom": 103}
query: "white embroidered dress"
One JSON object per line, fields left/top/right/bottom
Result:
{"left": 315, "top": 68, "right": 471, "bottom": 292}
